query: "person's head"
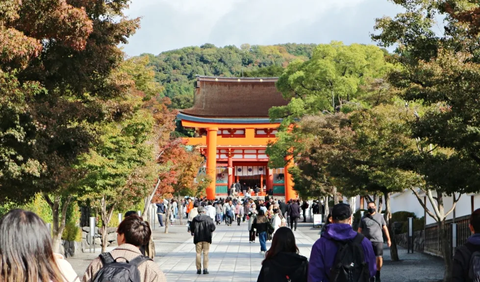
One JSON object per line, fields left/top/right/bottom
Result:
{"left": 258, "top": 209, "right": 265, "bottom": 216}
{"left": 470, "top": 209, "right": 480, "bottom": 234}
{"left": 263, "top": 227, "right": 298, "bottom": 263}
{"left": 193, "top": 201, "right": 199, "bottom": 208}
{"left": 124, "top": 210, "right": 138, "bottom": 218}
{"left": 117, "top": 215, "right": 151, "bottom": 247}
{"left": 367, "top": 201, "right": 376, "bottom": 215}
{"left": 0, "top": 209, "right": 64, "bottom": 282}
{"left": 331, "top": 203, "right": 352, "bottom": 225}
{"left": 326, "top": 213, "right": 333, "bottom": 224}
{"left": 197, "top": 206, "right": 205, "bottom": 214}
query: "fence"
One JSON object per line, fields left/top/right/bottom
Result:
{"left": 423, "top": 215, "right": 470, "bottom": 257}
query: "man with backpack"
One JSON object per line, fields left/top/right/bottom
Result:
{"left": 83, "top": 215, "right": 166, "bottom": 282}
{"left": 308, "top": 203, "right": 376, "bottom": 282}
{"left": 190, "top": 206, "right": 216, "bottom": 275}
{"left": 358, "top": 201, "right": 391, "bottom": 282}
{"left": 452, "top": 208, "right": 480, "bottom": 281}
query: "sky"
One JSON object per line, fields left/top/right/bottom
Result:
{"left": 122, "top": 0, "right": 404, "bottom": 57}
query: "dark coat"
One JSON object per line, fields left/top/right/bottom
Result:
{"left": 190, "top": 214, "right": 216, "bottom": 244}
{"left": 289, "top": 203, "right": 301, "bottom": 218}
{"left": 252, "top": 215, "right": 270, "bottom": 234}
{"left": 279, "top": 201, "right": 287, "bottom": 214}
{"left": 257, "top": 252, "right": 308, "bottom": 282}
{"left": 453, "top": 233, "right": 480, "bottom": 282}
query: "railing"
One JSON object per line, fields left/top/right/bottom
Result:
{"left": 423, "top": 215, "right": 470, "bottom": 257}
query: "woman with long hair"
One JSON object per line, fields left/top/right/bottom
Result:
{"left": 0, "top": 209, "right": 78, "bottom": 282}
{"left": 257, "top": 227, "right": 308, "bottom": 282}
{"left": 252, "top": 209, "right": 272, "bottom": 254}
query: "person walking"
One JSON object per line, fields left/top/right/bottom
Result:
{"left": 272, "top": 208, "right": 287, "bottom": 234}
{"left": 0, "top": 209, "right": 79, "bottom": 282}
{"left": 156, "top": 200, "right": 165, "bottom": 227}
{"left": 84, "top": 215, "right": 167, "bottom": 282}
{"left": 358, "top": 201, "right": 392, "bottom": 282}
{"left": 235, "top": 201, "right": 244, "bottom": 226}
{"left": 453, "top": 208, "right": 480, "bottom": 281}
{"left": 190, "top": 206, "right": 216, "bottom": 275}
{"left": 252, "top": 210, "right": 273, "bottom": 255}
{"left": 248, "top": 203, "right": 258, "bottom": 243}
{"left": 215, "top": 201, "right": 223, "bottom": 225}
{"left": 257, "top": 227, "right": 308, "bottom": 282}
{"left": 308, "top": 203, "right": 376, "bottom": 282}
{"left": 289, "top": 200, "right": 301, "bottom": 231}
{"left": 187, "top": 202, "right": 199, "bottom": 233}
{"left": 301, "top": 200, "right": 309, "bottom": 222}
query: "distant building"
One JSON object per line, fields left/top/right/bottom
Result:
{"left": 177, "top": 76, "right": 296, "bottom": 200}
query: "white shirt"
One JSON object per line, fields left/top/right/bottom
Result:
{"left": 206, "top": 205, "right": 216, "bottom": 220}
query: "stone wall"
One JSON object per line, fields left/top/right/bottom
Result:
{"left": 80, "top": 226, "right": 117, "bottom": 253}
{"left": 395, "top": 230, "right": 424, "bottom": 253}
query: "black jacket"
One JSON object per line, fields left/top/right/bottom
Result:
{"left": 257, "top": 252, "right": 308, "bottom": 282}
{"left": 279, "top": 202, "right": 287, "bottom": 214}
{"left": 453, "top": 234, "right": 480, "bottom": 282}
{"left": 190, "top": 214, "right": 216, "bottom": 244}
{"left": 289, "top": 203, "right": 301, "bottom": 218}
{"left": 252, "top": 215, "right": 271, "bottom": 234}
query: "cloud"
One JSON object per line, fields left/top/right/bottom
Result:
{"left": 122, "top": 0, "right": 403, "bottom": 56}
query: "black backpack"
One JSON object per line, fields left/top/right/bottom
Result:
{"left": 329, "top": 233, "right": 370, "bottom": 282}
{"left": 92, "top": 252, "right": 151, "bottom": 282}
{"left": 457, "top": 242, "right": 480, "bottom": 282}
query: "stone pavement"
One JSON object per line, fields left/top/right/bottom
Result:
{"left": 159, "top": 221, "right": 315, "bottom": 282}
{"left": 69, "top": 219, "right": 445, "bottom": 282}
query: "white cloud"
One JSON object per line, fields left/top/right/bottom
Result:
{"left": 122, "top": 0, "right": 403, "bottom": 56}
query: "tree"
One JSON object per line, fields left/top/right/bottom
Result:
{"left": 0, "top": 0, "right": 140, "bottom": 252}
{"left": 372, "top": 2, "right": 480, "bottom": 279}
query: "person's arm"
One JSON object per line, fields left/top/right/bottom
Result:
{"left": 362, "top": 238, "right": 377, "bottom": 278}
{"left": 257, "top": 264, "right": 267, "bottom": 282}
{"left": 382, "top": 225, "right": 391, "bottom": 247}
{"left": 307, "top": 242, "right": 325, "bottom": 282}
{"left": 452, "top": 247, "right": 468, "bottom": 282}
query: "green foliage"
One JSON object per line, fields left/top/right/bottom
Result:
{"left": 62, "top": 222, "right": 81, "bottom": 242}
{"left": 144, "top": 44, "right": 316, "bottom": 109}
{"left": 24, "top": 194, "right": 53, "bottom": 224}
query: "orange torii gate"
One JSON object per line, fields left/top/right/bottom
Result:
{"left": 177, "top": 76, "right": 296, "bottom": 201}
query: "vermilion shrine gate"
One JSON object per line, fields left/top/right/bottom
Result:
{"left": 177, "top": 76, "right": 296, "bottom": 201}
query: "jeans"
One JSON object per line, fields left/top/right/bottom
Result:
{"left": 259, "top": 232, "right": 267, "bottom": 251}
{"left": 157, "top": 213, "right": 164, "bottom": 227}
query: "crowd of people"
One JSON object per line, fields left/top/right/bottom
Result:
{"left": 6, "top": 197, "right": 480, "bottom": 282}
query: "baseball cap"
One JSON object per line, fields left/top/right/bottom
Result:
{"left": 332, "top": 203, "right": 352, "bottom": 221}
{"left": 197, "top": 206, "right": 205, "bottom": 213}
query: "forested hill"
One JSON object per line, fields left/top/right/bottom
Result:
{"left": 142, "top": 43, "right": 317, "bottom": 109}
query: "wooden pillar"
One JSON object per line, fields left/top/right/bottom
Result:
{"left": 206, "top": 127, "right": 218, "bottom": 200}
{"left": 260, "top": 173, "right": 264, "bottom": 194}
{"left": 284, "top": 156, "right": 295, "bottom": 202}
{"left": 227, "top": 153, "right": 233, "bottom": 190}
{"left": 472, "top": 195, "right": 475, "bottom": 214}
{"left": 267, "top": 168, "right": 273, "bottom": 193}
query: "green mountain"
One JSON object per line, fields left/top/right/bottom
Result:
{"left": 143, "top": 43, "right": 317, "bottom": 109}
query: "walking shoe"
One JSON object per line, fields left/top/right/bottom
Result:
{"left": 203, "top": 269, "right": 209, "bottom": 274}
{"left": 197, "top": 270, "right": 201, "bottom": 275}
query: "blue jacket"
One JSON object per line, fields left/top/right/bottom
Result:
{"left": 308, "top": 223, "right": 377, "bottom": 282}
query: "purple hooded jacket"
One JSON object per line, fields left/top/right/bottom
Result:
{"left": 308, "top": 223, "right": 377, "bottom": 282}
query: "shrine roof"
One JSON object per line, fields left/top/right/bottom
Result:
{"left": 179, "top": 76, "right": 289, "bottom": 118}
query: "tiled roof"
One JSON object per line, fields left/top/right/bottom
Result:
{"left": 179, "top": 76, "right": 289, "bottom": 118}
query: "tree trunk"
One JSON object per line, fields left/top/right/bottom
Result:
{"left": 377, "top": 194, "right": 383, "bottom": 213}
{"left": 44, "top": 194, "right": 71, "bottom": 253}
{"left": 435, "top": 192, "right": 452, "bottom": 282}
{"left": 177, "top": 196, "right": 184, "bottom": 225}
{"left": 100, "top": 196, "right": 115, "bottom": 253}
{"left": 383, "top": 191, "right": 399, "bottom": 261}
{"left": 332, "top": 187, "right": 338, "bottom": 205}
{"left": 324, "top": 195, "right": 329, "bottom": 222}
{"left": 164, "top": 200, "right": 170, "bottom": 234}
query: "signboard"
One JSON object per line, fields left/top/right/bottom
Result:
{"left": 313, "top": 214, "right": 323, "bottom": 226}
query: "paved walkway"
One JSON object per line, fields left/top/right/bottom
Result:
{"left": 159, "top": 222, "right": 315, "bottom": 282}
{"left": 69, "top": 220, "right": 445, "bottom": 282}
